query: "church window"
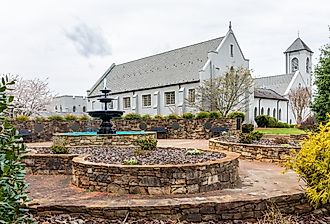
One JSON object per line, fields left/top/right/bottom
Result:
{"left": 291, "top": 58, "right": 299, "bottom": 72}
{"left": 123, "top": 97, "right": 131, "bottom": 109}
{"left": 306, "top": 58, "right": 310, "bottom": 73}
{"left": 60, "top": 105, "right": 62, "bottom": 112}
{"left": 230, "top": 44, "right": 234, "bottom": 57}
{"left": 267, "top": 108, "right": 270, "bottom": 116}
{"left": 261, "top": 107, "right": 264, "bottom": 115}
{"left": 91, "top": 101, "right": 95, "bottom": 110}
{"left": 165, "top": 91, "right": 175, "bottom": 105}
{"left": 273, "top": 108, "right": 276, "bottom": 118}
{"left": 278, "top": 109, "right": 282, "bottom": 120}
{"left": 290, "top": 119, "right": 292, "bottom": 124}
{"left": 82, "top": 106, "right": 86, "bottom": 112}
{"left": 188, "top": 89, "right": 195, "bottom": 103}
{"left": 142, "top": 94, "right": 152, "bottom": 107}
{"left": 254, "top": 107, "right": 257, "bottom": 118}
{"left": 55, "top": 106, "right": 57, "bottom": 111}
{"left": 73, "top": 106, "right": 76, "bottom": 112}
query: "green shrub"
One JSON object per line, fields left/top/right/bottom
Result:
{"left": 275, "top": 121, "right": 290, "bottom": 128}
{"left": 289, "top": 124, "right": 295, "bottom": 128}
{"left": 239, "top": 133, "right": 253, "bottom": 144}
{"left": 285, "top": 117, "right": 330, "bottom": 207}
{"left": 255, "top": 115, "right": 270, "bottom": 127}
{"left": 182, "top": 112, "right": 194, "bottom": 119}
{"left": 133, "top": 138, "right": 157, "bottom": 151}
{"left": 79, "top": 114, "right": 91, "bottom": 121}
{"left": 35, "top": 116, "right": 48, "bottom": 122}
{"left": 141, "top": 114, "right": 152, "bottom": 120}
{"left": 15, "top": 115, "right": 30, "bottom": 121}
{"left": 64, "top": 114, "right": 79, "bottom": 121}
{"left": 186, "top": 148, "right": 204, "bottom": 155}
{"left": 250, "top": 131, "right": 263, "bottom": 141}
{"left": 227, "top": 111, "right": 245, "bottom": 121}
{"left": 241, "top": 123, "right": 254, "bottom": 133}
{"left": 195, "top": 111, "right": 210, "bottom": 119}
{"left": 48, "top": 114, "right": 65, "bottom": 121}
{"left": 268, "top": 117, "right": 278, "bottom": 128}
{"left": 209, "top": 111, "right": 222, "bottom": 119}
{"left": 0, "top": 76, "right": 33, "bottom": 223}
{"left": 168, "top": 113, "right": 181, "bottom": 119}
{"left": 122, "top": 158, "right": 138, "bottom": 165}
{"left": 153, "top": 114, "right": 164, "bottom": 120}
{"left": 50, "top": 137, "right": 68, "bottom": 154}
{"left": 123, "top": 113, "right": 142, "bottom": 120}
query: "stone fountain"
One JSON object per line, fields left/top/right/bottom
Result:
{"left": 88, "top": 80, "right": 123, "bottom": 134}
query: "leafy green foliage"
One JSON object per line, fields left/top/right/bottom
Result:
{"left": 239, "top": 131, "right": 263, "bottom": 144}
{"left": 15, "top": 115, "right": 30, "bottom": 121}
{"left": 209, "top": 111, "right": 222, "bottom": 119}
{"left": 182, "top": 112, "right": 194, "bottom": 119}
{"left": 153, "top": 114, "right": 164, "bottom": 120}
{"left": 227, "top": 111, "right": 245, "bottom": 121}
{"left": 167, "top": 114, "right": 181, "bottom": 119}
{"left": 35, "top": 116, "right": 48, "bottom": 122}
{"left": 285, "top": 116, "right": 330, "bottom": 207}
{"left": 133, "top": 138, "right": 157, "bottom": 151}
{"left": 123, "top": 113, "right": 142, "bottom": 120}
{"left": 141, "top": 114, "right": 152, "bottom": 120}
{"left": 250, "top": 131, "right": 263, "bottom": 141}
{"left": 185, "top": 148, "right": 204, "bottom": 155}
{"left": 64, "top": 114, "right": 79, "bottom": 121}
{"left": 195, "top": 111, "right": 210, "bottom": 119}
{"left": 255, "top": 115, "right": 290, "bottom": 128}
{"left": 0, "top": 76, "right": 33, "bottom": 223}
{"left": 241, "top": 123, "right": 254, "bottom": 133}
{"left": 78, "top": 114, "right": 91, "bottom": 121}
{"left": 311, "top": 42, "right": 330, "bottom": 123}
{"left": 48, "top": 114, "right": 65, "bottom": 121}
{"left": 122, "top": 158, "right": 138, "bottom": 165}
{"left": 50, "top": 137, "right": 68, "bottom": 154}
{"left": 255, "top": 115, "right": 271, "bottom": 127}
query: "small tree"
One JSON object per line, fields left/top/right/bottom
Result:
{"left": 0, "top": 76, "right": 33, "bottom": 223}
{"left": 9, "top": 76, "right": 52, "bottom": 116}
{"left": 312, "top": 30, "right": 330, "bottom": 123}
{"left": 289, "top": 86, "right": 311, "bottom": 124}
{"left": 194, "top": 67, "right": 253, "bottom": 117}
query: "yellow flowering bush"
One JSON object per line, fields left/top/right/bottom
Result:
{"left": 285, "top": 118, "right": 330, "bottom": 207}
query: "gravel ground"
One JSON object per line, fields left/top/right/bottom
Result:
{"left": 32, "top": 211, "right": 330, "bottom": 224}
{"left": 217, "top": 136, "right": 300, "bottom": 147}
{"left": 30, "top": 147, "right": 225, "bottom": 165}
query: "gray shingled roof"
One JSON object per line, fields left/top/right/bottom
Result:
{"left": 255, "top": 73, "right": 294, "bottom": 95}
{"left": 89, "top": 37, "right": 224, "bottom": 96}
{"left": 254, "top": 88, "right": 288, "bottom": 101}
{"left": 284, "top": 38, "right": 313, "bottom": 53}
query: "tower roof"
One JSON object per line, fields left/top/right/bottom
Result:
{"left": 284, "top": 37, "right": 313, "bottom": 53}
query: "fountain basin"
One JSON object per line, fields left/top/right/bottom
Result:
{"left": 53, "top": 131, "right": 157, "bottom": 146}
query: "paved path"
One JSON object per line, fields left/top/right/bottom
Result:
{"left": 26, "top": 139, "right": 304, "bottom": 209}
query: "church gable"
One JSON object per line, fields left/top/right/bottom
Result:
{"left": 88, "top": 37, "right": 224, "bottom": 97}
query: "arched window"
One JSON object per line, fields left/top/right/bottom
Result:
{"left": 291, "top": 58, "right": 299, "bottom": 72}
{"left": 306, "top": 58, "right": 310, "bottom": 73}
{"left": 82, "top": 106, "right": 86, "bottom": 112}
{"left": 273, "top": 108, "right": 276, "bottom": 118}
{"left": 73, "top": 106, "right": 76, "bottom": 112}
{"left": 60, "top": 105, "right": 62, "bottom": 112}
{"left": 261, "top": 107, "right": 264, "bottom": 115}
{"left": 254, "top": 107, "right": 258, "bottom": 118}
{"left": 267, "top": 108, "right": 270, "bottom": 116}
{"left": 289, "top": 119, "right": 292, "bottom": 124}
{"left": 55, "top": 106, "right": 57, "bottom": 111}
{"left": 278, "top": 109, "right": 282, "bottom": 120}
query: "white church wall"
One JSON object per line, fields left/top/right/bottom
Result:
{"left": 253, "top": 98, "right": 289, "bottom": 123}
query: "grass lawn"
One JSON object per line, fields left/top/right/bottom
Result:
{"left": 255, "top": 128, "right": 306, "bottom": 135}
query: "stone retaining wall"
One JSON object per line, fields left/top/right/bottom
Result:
{"left": 209, "top": 138, "right": 300, "bottom": 162}
{"left": 13, "top": 118, "right": 238, "bottom": 142}
{"left": 30, "top": 193, "right": 313, "bottom": 222}
{"left": 24, "top": 154, "right": 78, "bottom": 175}
{"left": 262, "top": 134, "right": 308, "bottom": 141}
{"left": 54, "top": 132, "right": 157, "bottom": 146}
{"left": 71, "top": 151, "right": 240, "bottom": 195}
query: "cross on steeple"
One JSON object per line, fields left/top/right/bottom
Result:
{"left": 229, "top": 21, "right": 232, "bottom": 30}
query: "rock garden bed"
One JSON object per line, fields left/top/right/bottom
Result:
{"left": 216, "top": 136, "right": 300, "bottom": 147}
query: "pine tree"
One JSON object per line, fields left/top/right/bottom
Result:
{"left": 312, "top": 34, "right": 330, "bottom": 123}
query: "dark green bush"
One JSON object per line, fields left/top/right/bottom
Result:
{"left": 250, "top": 131, "right": 263, "bottom": 141}
{"left": 133, "top": 138, "right": 157, "bottom": 151}
{"left": 239, "top": 133, "right": 253, "bottom": 144}
{"left": 141, "top": 114, "right": 152, "bottom": 120}
{"left": 255, "top": 115, "right": 270, "bottom": 127}
{"left": 51, "top": 138, "right": 68, "bottom": 154}
{"left": 209, "top": 111, "right": 222, "bottom": 119}
{"left": 168, "top": 114, "right": 181, "bottom": 119}
{"left": 227, "top": 111, "right": 245, "bottom": 121}
{"left": 195, "top": 111, "right": 210, "bottom": 119}
{"left": 79, "top": 114, "right": 91, "bottom": 121}
{"left": 15, "top": 115, "right": 30, "bottom": 121}
{"left": 241, "top": 123, "right": 254, "bottom": 133}
{"left": 153, "top": 114, "right": 164, "bottom": 120}
{"left": 276, "top": 122, "right": 290, "bottom": 128}
{"left": 268, "top": 117, "right": 278, "bottom": 128}
{"left": 64, "top": 114, "right": 79, "bottom": 121}
{"left": 182, "top": 112, "right": 194, "bottom": 119}
{"left": 123, "top": 113, "right": 142, "bottom": 120}
{"left": 48, "top": 114, "right": 65, "bottom": 121}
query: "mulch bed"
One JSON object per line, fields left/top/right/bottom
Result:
{"left": 216, "top": 136, "right": 300, "bottom": 147}
{"left": 30, "top": 147, "right": 225, "bottom": 165}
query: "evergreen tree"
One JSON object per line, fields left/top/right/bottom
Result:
{"left": 312, "top": 33, "right": 330, "bottom": 123}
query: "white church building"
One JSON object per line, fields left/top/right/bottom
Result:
{"left": 87, "top": 25, "right": 312, "bottom": 124}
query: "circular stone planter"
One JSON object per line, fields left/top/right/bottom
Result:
{"left": 209, "top": 138, "right": 300, "bottom": 162}
{"left": 71, "top": 151, "right": 240, "bottom": 195}
{"left": 53, "top": 131, "right": 157, "bottom": 146}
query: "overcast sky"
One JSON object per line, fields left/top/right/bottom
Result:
{"left": 0, "top": 0, "right": 329, "bottom": 96}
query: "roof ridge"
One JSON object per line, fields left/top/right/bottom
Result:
{"left": 255, "top": 73, "right": 294, "bottom": 79}
{"left": 115, "top": 36, "right": 224, "bottom": 67}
